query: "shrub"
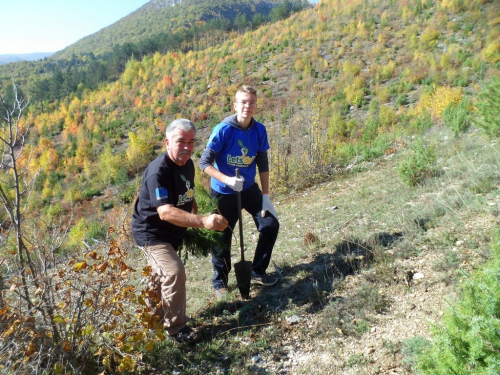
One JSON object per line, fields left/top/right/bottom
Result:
{"left": 472, "top": 76, "right": 500, "bottom": 138}
{"left": 344, "top": 84, "right": 365, "bottom": 107}
{"left": 46, "top": 202, "right": 62, "bottom": 219}
{"left": 0, "top": 230, "right": 163, "bottom": 374}
{"left": 68, "top": 218, "right": 107, "bottom": 247}
{"left": 82, "top": 187, "right": 101, "bottom": 200}
{"left": 379, "top": 106, "right": 397, "bottom": 128}
{"left": 119, "top": 184, "right": 137, "bottom": 204}
{"left": 415, "top": 232, "right": 500, "bottom": 374}
{"left": 431, "top": 86, "right": 463, "bottom": 119}
{"left": 408, "top": 112, "right": 434, "bottom": 134}
{"left": 419, "top": 26, "right": 441, "bottom": 49}
{"left": 99, "top": 201, "right": 114, "bottom": 211}
{"left": 398, "top": 139, "right": 438, "bottom": 186}
{"left": 402, "top": 336, "right": 429, "bottom": 370}
{"left": 115, "top": 166, "right": 129, "bottom": 186}
{"left": 395, "top": 93, "right": 407, "bottom": 107}
{"left": 379, "top": 60, "right": 396, "bottom": 80}
{"left": 361, "top": 119, "right": 380, "bottom": 143}
{"left": 442, "top": 97, "right": 472, "bottom": 136}
{"left": 483, "top": 40, "right": 500, "bottom": 64}
{"left": 342, "top": 60, "right": 361, "bottom": 76}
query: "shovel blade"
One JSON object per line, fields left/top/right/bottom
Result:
{"left": 234, "top": 260, "right": 252, "bottom": 299}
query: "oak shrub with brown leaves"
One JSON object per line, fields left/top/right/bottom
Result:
{"left": 0, "top": 228, "right": 163, "bottom": 375}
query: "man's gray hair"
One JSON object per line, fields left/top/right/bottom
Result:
{"left": 166, "top": 118, "right": 196, "bottom": 138}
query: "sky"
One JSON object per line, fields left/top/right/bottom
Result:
{"left": 0, "top": 0, "right": 149, "bottom": 55}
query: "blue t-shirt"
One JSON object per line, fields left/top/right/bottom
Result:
{"left": 206, "top": 115, "right": 269, "bottom": 194}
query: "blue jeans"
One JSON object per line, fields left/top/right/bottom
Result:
{"left": 211, "top": 183, "right": 279, "bottom": 290}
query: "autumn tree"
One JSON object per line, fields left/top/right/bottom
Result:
{"left": 0, "top": 82, "right": 67, "bottom": 369}
{"left": 0, "top": 82, "right": 34, "bottom": 268}
{"left": 126, "top": 126, "right": 156, "bottom": 174}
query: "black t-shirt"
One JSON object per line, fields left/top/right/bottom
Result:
{"left": 132, "top": 152, "right": 195, "bottom": 249}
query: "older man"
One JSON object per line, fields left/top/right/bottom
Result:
{"left": 132, "top": 119, "right": 228, "bottom": 343}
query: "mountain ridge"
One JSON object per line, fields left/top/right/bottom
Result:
{"left": 53, "top": 0, "right": 290, "bottom": 59}
{"left": 0, "top": 52, "right": 54, "bottom": 65}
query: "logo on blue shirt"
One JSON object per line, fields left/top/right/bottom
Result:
{"left": 156, "top": 187, "right": 168, "bottom": 200}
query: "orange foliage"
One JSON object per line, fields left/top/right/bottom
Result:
{"left": 162, "top": 75, "right": 174, "bottom": 87}
{"left": 66, "top": 121, "right": 80, "bottom": 136}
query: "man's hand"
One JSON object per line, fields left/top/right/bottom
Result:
{"left": 224, "top": 176, "right": 245, "bottom": 192}
{"left": 261, "top": 194, "right": 278, "bottom": 219}
{"left": 202, "top": 214, "right": 228, "bottom": 231}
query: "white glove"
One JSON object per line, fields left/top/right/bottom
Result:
{"left": 224, "top": 176, "right": 244, "bottom": 192}
{"left": 261, "top": 194, "right": 278, "bottom": 219}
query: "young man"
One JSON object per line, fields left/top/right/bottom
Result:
{"left": 199, "top": 85, "right": 280, "bottom": 297}
{"left": 132, "top": 119, "right": 228, "bottom": 343}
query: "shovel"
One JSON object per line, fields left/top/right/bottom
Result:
{"left": 233, "top": 168, "right": 252, "bottom": 299}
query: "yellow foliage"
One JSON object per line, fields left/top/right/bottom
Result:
{"left": 419, "top": 27, "right": 441, "bottom": 49}
{"left": 483, "top": 40, "right": 500, "bottom": 63}
{"left": 352, "top": 76, "right": 366, "bottom": 90}
{"left": 68, "top": 97, "right": 82, "bottom": 115}
{"left": 342, "top": 60, "right": 361, "bottom": 76}
{"left": 401, "top": 6, "right": 414, "bottom": 22}
{"left": 379, "top": 106, "right": 396, "bottom": 128}
{"left": 311, "top": 47, "right": 320, "bottom": 59}
{"left": 413, "top": 86, "right": 463, "bottom": 118}
{"left": 490, "top": 15, "right": 500, "bottom": 28}
{"left": 378, "top": 30, "right": 389, "bottom": 45}
{"left": 440, "top": 52, "right": 453, "bottom": 69}
{"left": 375, "top": 86, "right": 391, "bottom": 104}
{"left": 126, "top": 132, "right": 154, "bottom": 173}
{"left": 343, "top": 20, "right": 357, "bottom": 35}
{"left": 64, "top": 185, "right": 83, "bottom": 204}
{"left": 337, "top": 45, "right": 346, "bottom": 59}
{"left": 356, "top": 20, "right": 368, "bottom": 38}
{"left": 207, "top": 86, "right": 219, "bottom": 97}
{"left": 344, "top": 84, "right": 364, "bottom": 107}
{"left": 295, "top": 58, "right": 305, "bottom": 72}
{"left": 379, "top": 60, "right": 396, "bottom": 80}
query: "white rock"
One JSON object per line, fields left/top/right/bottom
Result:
{"left": 413, "top": 272, "right": 424, "bottom": 280}
{"left": 286, "top": 315, "right": 304, "bottom": 325}
{"left": 252, "top": 355, "right": 261, "bottom": 364}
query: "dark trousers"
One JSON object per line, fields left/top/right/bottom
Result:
{"left": 211, "top": 183, "right": 279, "bottom": 290}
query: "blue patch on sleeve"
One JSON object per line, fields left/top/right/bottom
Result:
{"left": 155, "top": 187, "right": 168, "bottom": 200}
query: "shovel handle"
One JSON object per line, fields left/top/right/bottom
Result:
{"left": 235, "top": 168, "right": 245, "bottom": 261}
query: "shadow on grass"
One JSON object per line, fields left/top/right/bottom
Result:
{"left": 195, "top": 231, "right": 404, "bottom": 343}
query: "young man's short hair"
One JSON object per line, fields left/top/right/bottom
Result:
{"left": 236, "top": 85, "right": 257, "bottom": 97}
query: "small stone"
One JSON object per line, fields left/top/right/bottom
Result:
{"left": 413, "top": 272, "right": 424, "bottom": 280}
{"left": 285, "top": 315, "right": 303, "bottom": 325}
